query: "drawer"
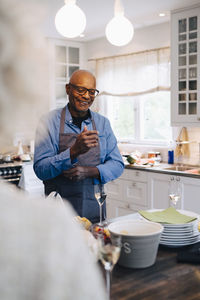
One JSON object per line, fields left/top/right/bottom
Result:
{"left": 106, "top": 198, "right": 136, "bottom": 219}
{"left": 125, "top": 181, "right": 148, "bottom": 207}
{"left": 121, "top": 168, "right": 148, "bottom": 182}
{"left": 105, "top": 179, "right": 123, "bottom": 200}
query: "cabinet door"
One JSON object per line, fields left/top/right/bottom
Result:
{"left": 106, "top": 199, "right": 135, "bottom": 219}
{"left": 125, "top": 180, "right": 148, "bottom": 210}
{"left": 148, "top": 173, "right": 173, "bottom": 209}
{"left": 47, "top": 38, "right": 85, "bottom": 110}
{"left": 181, "top": 176, "right": 200, "bottom": 213}
{"left": 106, "top": 170, "right": 148, "bottom": 218}
{"left": 105, "top": 179, "right": 123, "bottom": 201}
{"left": 171, "top": 6, "right": 200, "bottom": 126}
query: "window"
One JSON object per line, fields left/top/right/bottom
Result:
{"left": 96, "top": 47, "right": 172, "bottom": 145}
{"left": 99, "top": 91, "right": 171, "bottom": 144}
{"left": 140, "top": 91, "right": 171, "bottom": 142}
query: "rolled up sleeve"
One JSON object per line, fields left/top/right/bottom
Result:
{"left": 33, "top": 113, "right": 74, "bottom": 181}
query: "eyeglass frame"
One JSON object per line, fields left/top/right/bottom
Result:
{"left": 68, "top": 83, "right": 99, "bottom": 97}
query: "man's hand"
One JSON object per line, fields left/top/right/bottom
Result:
{"left": 63, "top": 166, "right": 99, "bottom": 181}
{"left": 70, "top": 126, "right": 99, "bottom": 160}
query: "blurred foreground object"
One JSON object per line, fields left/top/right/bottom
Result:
{"left": 0, "top": 0, "right": 48, "bottom": 146}
{"left": 0, "top": 0, "right": 106, "bottom": 299}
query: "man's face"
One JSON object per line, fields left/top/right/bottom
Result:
{"left": 66, "top": 73, "right": 96, "bottom": 117}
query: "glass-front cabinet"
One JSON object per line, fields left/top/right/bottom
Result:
{"left": 171, "top": 5, "right": 200, "bottom": 126}
{"left": 47, "top": 39, "right": 85, "bottom": 110}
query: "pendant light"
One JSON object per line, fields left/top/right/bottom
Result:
{"left": 55, "top": 0, "right": 86, "bottom": 38}
{"left": 105, "top": 0, "right": 134, "bottom": 46}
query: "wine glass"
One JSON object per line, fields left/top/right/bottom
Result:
{"left": 92, "top": 226, "right": 121, "bottom": 299}
{"left": 94, "top": 184, "right": 107, "bottom": 225}
{"left": 168, "top": 177, "right": 182, "bottom": 208}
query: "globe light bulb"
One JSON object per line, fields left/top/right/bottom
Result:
{"left": 105, "top": 0, "right": 134, "bottom": 47}
{"left": 55, "top": 0, "right": 86, "bottom": 38}
{"left": 106, "top": 15, "right": 134, "bottom": 46}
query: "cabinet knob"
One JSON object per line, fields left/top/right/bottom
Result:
{"left": 176, "top": 176, "right": 180, "bottom": 181}
{"left": 170, "top": 176, "right": 174, "bottom": 181}
{"left": 132, "top": 182, "right": 136, "bottom": 187}
{"left": 197, "top": 117, "right": 200, "bottom": 121}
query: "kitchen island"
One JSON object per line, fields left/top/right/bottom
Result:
{"left": 111, "top": 244, "right": 200, "bottom": 299}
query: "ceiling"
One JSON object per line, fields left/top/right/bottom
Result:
{"left": 42, "top": 0, "right": 200, "bottom": 42}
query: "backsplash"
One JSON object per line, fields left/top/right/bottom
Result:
{"left": 181, "top": 127, "right": 200, "bottom": 166}
{"left": 118, "top": 127, "right": 200, "bottom": 166}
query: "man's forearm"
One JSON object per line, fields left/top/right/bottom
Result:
{"left": 86, "top": 166, "right": 100, "bottom": 179}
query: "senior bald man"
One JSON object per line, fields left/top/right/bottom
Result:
{"left": 34, "top": 70, "right": 124, "bottom": 223}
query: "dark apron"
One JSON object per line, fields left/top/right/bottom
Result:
{"left": 44, "top": 106, "right": 106, "bottom": 223}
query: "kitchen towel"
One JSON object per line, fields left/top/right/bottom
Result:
{"left": 139, "top": 207, "right": 197, "bottom": 224}
{"left": 175, "top": 127, "right": 190, "bottom": 158}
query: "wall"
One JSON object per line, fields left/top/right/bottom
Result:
{"left": 85, "top": 22, "right": 170, "bottom": 60}
{"left": 85, "top": 22, "right": 200, "bottom": 166}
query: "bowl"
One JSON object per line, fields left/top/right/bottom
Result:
{"left": 108, "top": 219, "right": 163, "bottom": 269}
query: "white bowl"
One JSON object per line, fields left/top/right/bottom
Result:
{"left": 108, "top": 220, "right": 163, "bottom": 269}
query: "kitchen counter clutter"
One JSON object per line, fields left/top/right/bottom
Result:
{"left": 106, "top": 163, "right": 200, "bottom": 219}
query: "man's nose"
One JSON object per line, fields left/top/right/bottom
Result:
{"left": 83, "top": 90, "right": 90, "bottom": 99}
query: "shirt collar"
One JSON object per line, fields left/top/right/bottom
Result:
{"left": 65, "top": 104, "right": 93, "bottom": 125}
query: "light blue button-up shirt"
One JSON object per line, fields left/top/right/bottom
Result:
{"left": 33, "top": 106, "right": 124, "bottom": 184}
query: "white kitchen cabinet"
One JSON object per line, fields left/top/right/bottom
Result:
{"left": 107, "top": 168, "right": 200, "bottom": 219}
{"left": 171, "top": 5, "right": 200, "bottom": 126}
{"left": 148, "top": 172, "right": 182, "bottom": 209}
{"left": 181, "top": 176, "right": 200, "bottom": 213}
{"left": 106, "top": 198, "right": 135, "bottom": 219}
{"left": 47, "top": 38, "right": 85, "bottom": 110}
{"left": 148, "top": 171, "right": 200, "bottom": 213}
{"left": 106, "top": 169, "right": 149, "bottom": 219}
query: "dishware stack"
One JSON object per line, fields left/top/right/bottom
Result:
{"left": 160, "top": 214, "right": 199, "bottom": 247}
{"left": 139, "top": 208, "right": 200, "bottom": 248}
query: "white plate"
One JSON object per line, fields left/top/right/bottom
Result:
{"left": 160, "top": 236, "right": 200, "bottom": 247}
{"left": 140, "top": 209, "right": 200, "bottom": 247}
{"left": 161, "top": 234, "right": 199, "bottom": 242}
{"left": 162, "top": 231, "right": 199, "bottom": 238}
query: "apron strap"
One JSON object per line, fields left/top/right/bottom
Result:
{"left": 60, "top": 106, "right": 66, "bottom": 134}
{"left": 60, "top": 106, "right": 96, "bottom": 134}
{"left": 91, "top": 118, "right": 96, "bottom": 131}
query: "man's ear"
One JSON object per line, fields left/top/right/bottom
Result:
{"left": 66, "top": 84, "right": 70, "bottom": 95}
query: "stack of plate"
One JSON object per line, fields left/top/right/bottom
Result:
{"left": 159, "top": 210, "right": 200, "bottom": 247}
{"left": 138, "top": 209, "right": 200, "bottom": 247}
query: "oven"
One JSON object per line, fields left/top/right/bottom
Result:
{"left": 0, "top": 162, "right": 23, "bottom": 186}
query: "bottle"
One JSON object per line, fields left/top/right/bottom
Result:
{"left": 168, "top": 142, "right": 174, "bottom": 164}
{"left": 17, "top": 141, "right": 24, "bottom": 156}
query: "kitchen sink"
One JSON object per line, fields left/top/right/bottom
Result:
{"left": 164, "top": 165, "right": 200, "bottom": 172}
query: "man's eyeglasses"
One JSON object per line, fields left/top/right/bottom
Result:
{"left": 69, "top": 83, "right": 99, "bottom": 97}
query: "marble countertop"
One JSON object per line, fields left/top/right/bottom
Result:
{"left": 125, "top": 162, "right": 200, "bottom": 178}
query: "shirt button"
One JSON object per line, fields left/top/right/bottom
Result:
{"left": 69, "top": 120, "right": 72, "bottom": 123}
